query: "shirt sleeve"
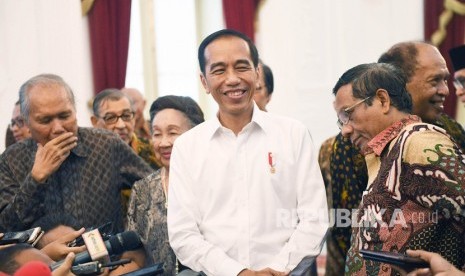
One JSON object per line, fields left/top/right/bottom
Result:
{"left": 0, "top": 150, "right": 46, "bottom": 231}
{"left": 268, "top": 128, "right": 329, "bottom": 271}
{"left": 114, "top": 138, "right": 154, "bottom": 189}
{"left": 167, "top": 142, "right": 246, "bottom": 276}
{"left": 401, "top": 129, "right": 465, "bottom": 221}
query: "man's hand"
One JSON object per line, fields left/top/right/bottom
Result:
{"left": 51, "top": 252, "right": 76, "bottom": 276}
{"left": 238, "top": 268, "right": 289, "bottom": 276}
{"left": 41, "top": 228, "right": 86, "bottom": 261}
{"left": 405, "top": 250, "right": 465, "bottom": 276}
{"left": 31, "top": 132, "right": 78, "bottom": 183}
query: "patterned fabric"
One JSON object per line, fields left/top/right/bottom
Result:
{"left": 345, "top": 119, "right": 465, "bottom": 275}
{"left": 121, "top": 133, "right": 160, "bottom": 218}
{"left": 135, "top": 119, "right": 152, "bottom": 141}
{"left": 126, "top": 170, "right": 176, "bottom": 275}
{"left": 0, "top": 127, "right": 153, "bottom": 232}
{"left": 130, "top": 133, "right": 159, "bottom": 170}
{"left": 326, "top": 113, "right": 465, "bottom": 276}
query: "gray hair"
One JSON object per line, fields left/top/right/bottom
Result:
{"left": 92, "top": 88, "right": 134, "bottom": 117}
{"left": 19, "top": 74, "right": 76, "bottom": 122}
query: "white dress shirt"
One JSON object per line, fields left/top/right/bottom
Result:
{"left": 168, "top": 106, "right": 328, "bottom": 276}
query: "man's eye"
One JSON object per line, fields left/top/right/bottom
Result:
{"left": 104, "top": 115, "right": 116, "bottom": 122}
{"left": 212, "top": 69, "right": 224, "bottom": 75}
{"left": 39, "top": 118, "right": 51, "bottom": 124}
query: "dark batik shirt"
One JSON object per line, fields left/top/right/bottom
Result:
{"left": 0, "top": 127, "right": 153, "bottom": 232}
{"left": 346, "top": 116, "right": 465, "bottom": 275}
{"left": 325, "top": 113, "right": 465, "bottom": 276}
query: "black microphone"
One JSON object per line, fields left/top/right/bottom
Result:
{"left": 50, "top": 231, "right": 142, "bottom": 271}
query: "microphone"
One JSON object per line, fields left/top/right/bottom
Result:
{"left": 50, "top": 231, "right": 142, "bottom": 271}
{"left": 14, "top": 261, "right": 51, "bottom": 276}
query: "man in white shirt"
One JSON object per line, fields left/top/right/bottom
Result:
{"left": 168, "top": 29, "right": 328, "bottom": 276}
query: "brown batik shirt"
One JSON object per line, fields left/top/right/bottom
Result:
{"left": 0, "top": 127, "right": 153, "bottom": 232}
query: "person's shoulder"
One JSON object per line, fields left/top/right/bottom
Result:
{"left": 403, "top": 122, "right": 454, "bottom": 144}
{"left": 133, "top": 170, "right": 161, "bottom": 190}
{"left": 2, "top": 138, "right": 35, "bottom": 158}
{"left": 78, "top": 127, "right": 123, "bottom": 144}
{"left": 174, "top": 120, "right": 210, "bottom": 143}
{"left": 260, "top": 112, "right": 308, "bottom": 133}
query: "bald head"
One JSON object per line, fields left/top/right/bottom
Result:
{"left": 378, "top": 41, "right": 449, "bottom": 123}
{"left": 121, "top": 88, "right": 146, "bottom": 122}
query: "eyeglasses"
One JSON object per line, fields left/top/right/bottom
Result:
{"left": 9, "top": 117, "right": 25, "bottom": 129}
{"left": 453, "top": 77, "right": 465, "bottom": 90}
{"left": 336, "top": 96, "right": 372, "bottom": 130}
{"left": 99, "top": 111, "right": 135, "bottom": 125}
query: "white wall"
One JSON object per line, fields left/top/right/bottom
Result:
{"left": 0, "top": 0, "right": 424, "bottom": 153}
{"left": 256, "top": 0, "right": 424, "bottom": 148}
{"left": 0, "top": 0, "right": 93, "bottom": 152}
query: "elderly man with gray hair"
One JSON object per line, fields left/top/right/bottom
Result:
{"left": 0, "top": 74, "right": 153, "bottom": 232}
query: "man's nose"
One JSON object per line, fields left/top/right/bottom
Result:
{"left": 51, "top": 119, "right": 66, "bottom": 134}
{"left": 225, "top": 70, "right": 240, "bottom": 85}
{"left": 340, "top": 123, "right": 353, "bottom": 137}
{"left": 115, "top": 117, "right": 126, "bottom": 128}
{"left": 438, "top": 80, "right": 449, "bottom": 96}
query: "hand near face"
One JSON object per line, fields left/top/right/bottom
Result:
{"left": 31, "top": 132, "right": 78, "bottom": 183}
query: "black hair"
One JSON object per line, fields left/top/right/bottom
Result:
{"left": 0, "top": 243, "right": 34, "bottom": 274}
{"left": 149, "top": 95, "right": 205, "bottom": 128}
{"left": 261, "top": 63, "right": 274, "bottom": 95}
{"left": 342, "top": 63, "right": 413, "bottom": 113}
{"left": 198, "top": 29, "right": 259, "bottom": 75}
{"left": 333, "top": 64, "right": 373, "bottom": 96}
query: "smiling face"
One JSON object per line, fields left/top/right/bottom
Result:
{"left": 152, "top": 108, "right": 192, "bottom": 168}
{"left": 333, "top": 84, "right": 384, "bottom": 153}
{"left": 407, "top": 44, "right": 449, "bottom": 123}
{"left": 26, "top": 84, "right": 78, "bottom": 146}
{"left": 200, "top": 35, "right": 258, "bottom": 121}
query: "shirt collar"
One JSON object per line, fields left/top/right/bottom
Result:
{"left": 367, "top": 115, "right": 421, "bottom": 156}
{"left": 205, "top": 103, "right": 266, "bottom": 139}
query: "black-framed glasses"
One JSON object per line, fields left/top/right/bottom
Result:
{"left": 336, "top": 96, "right": 372, "bottom": 130}
{"left": 100, "top": 111, "right": 135, "bottom": 125}
{"left": 453, "top": 77, "right": 465, "bottom": 90}
{"left": 9, "top": 117, "right": 25, "bottom": 129}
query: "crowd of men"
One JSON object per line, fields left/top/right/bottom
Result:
{"left": 0, "top": 29, "right": 465, "bottom": 276}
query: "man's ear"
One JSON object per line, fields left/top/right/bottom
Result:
{"left": 90, "top": 115, "right": 98, "bottom": 127}
{"left": 200, "top": 73, "right": 209, "bottom": 94}
{"left": 255, "top": 66, "right": 260, "bottom": 89}
{"left": 376, "top": 89, "right": 391, "bottom": 113}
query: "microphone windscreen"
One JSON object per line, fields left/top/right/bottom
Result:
{"left": 14, "top": 261, "right": 51, "bottom": 276}
{"left": 108, "top": 231, "right": 142, "bottom": 255}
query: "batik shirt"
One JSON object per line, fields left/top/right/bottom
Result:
{"left": 325, "top": 114, "right": 465, "bottom": 276}
{"left": 0, "top": 127, "right": 153, "bottom": 232}
{"left": 345, "top": 115, "right": 465, "bottom": 275}
{"left": 126, "top": 170, "right": 177, "bottom": 275}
